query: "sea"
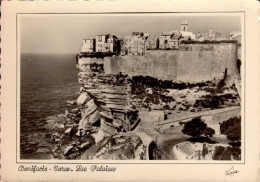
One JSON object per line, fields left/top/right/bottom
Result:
{"left": 20, "top": 53, "right": 80, "bottom": 159}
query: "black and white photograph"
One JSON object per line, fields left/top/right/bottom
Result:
{"left": 19, "top": 13, "right": 243, "bottom": 161}
{"left": 3, "top": 1, "right": 260, "bottom": 181}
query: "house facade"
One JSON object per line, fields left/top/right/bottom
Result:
{"left": 96, "top": 34, "right": 118, "bottom": 53}
{"left": 145, "top": 36, "right": 158, "bottom": 50}
{"left": 124, "top": 32, "right": 150, "bottom": 55}
{"left": 159, "top": 33, "right": 172, "bottom": 49}
{"left": 129, "top": 36, "right": 145, "bottom": 55}
{"left": 81, "top": 39, "right": 96, "bottom": 53}
{"left": 159, "top": 31, "right": 182, "bottom": 49}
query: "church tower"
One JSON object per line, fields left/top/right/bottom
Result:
{"left": 181, "top": 20, "right": 188, "bottom": 32}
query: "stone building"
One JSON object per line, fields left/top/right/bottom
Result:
{"left": 179, "top": 21, "right": 196, "bottom": 41}
{"left": 118, "top": 39, "right": 126, "bottom": 55}
{"left": 158, "top": 21, "right": 197, "bottom": 48}
{"left": 170, "top": 32, "right": 182, "bottom": 48}
{"left": 129, "top": 37, "right": 145, "bottom": 55}
{"left": 124, "top": 32, "right": 150, "bottom": 55}
{"left": 145, "top": 36, "right": 158, "bottom": 50}
{"left": 96, "top": 34, "right": 119, "bottom": 53}
{"left": 159, "top": 31, "right": 182, "bottom": 49}
{"left": 159, "top": 32, "right": 172, "bottom": 49}
{"left": 195, "top": 30, "right": 231, "bottom": 41}
{"left": 81, "top": 39, "right": 96, "bottom": 53}
{"left": 181, "top": 20, "right": 188, "bottom": 32}
{"left": 180, "top": 31, "right": 196, "bottom": 41}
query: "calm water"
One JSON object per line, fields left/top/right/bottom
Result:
{"left": 20, "top": 53, "right": 80, "bottom": 159}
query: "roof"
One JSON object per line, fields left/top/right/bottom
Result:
{"left": 132, "top": 32, "right": 144, "bottom": 36}
{"left": 108, "top": 34, "right": 118, "bottom": 39}
{"left": 180, "top": 31, "right": 195, "bottom": 38}
{"left": 83, "top": 38, "right": 95, "bottom": 40}
{"left": 146, "top": 36, "right": 158, "bottom": 42}
{"left": 161, "top": 31, "right": 174, "bottom": 36}
{"left": 172, "top": 32, "right": 182, "bottom": 40}
{"left": 96, "top": 34, "right": 110, "bottom": 36}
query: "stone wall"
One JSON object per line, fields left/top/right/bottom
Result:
{"left": 104, "top": 43, "right": 238, "bottom": 82}
{"left": 104, "top": 53, "right": 178, "bottom": 80}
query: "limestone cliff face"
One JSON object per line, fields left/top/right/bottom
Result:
{"left": 76, "top": 57, "right": 139, "bottom": 137}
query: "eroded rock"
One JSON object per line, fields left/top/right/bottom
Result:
{"left": 63, "top": 146, "right": 74, "bottom": 156}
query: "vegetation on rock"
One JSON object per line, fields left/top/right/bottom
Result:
{"left": 220, "top": 117, "right": 241, "bottom": 142}
{"left": 213, "top": 146, "right": 241, "bottom": 160}
{"left": 182, "top": 117, "right": 215, "bottom": 139}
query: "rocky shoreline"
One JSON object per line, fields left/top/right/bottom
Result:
{"left": 47, "top": 57, "right": 155, "bottom": 160}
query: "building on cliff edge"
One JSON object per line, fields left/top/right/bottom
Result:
{"left": 96, "top": 34, "right": 119, "bottom": 53}
{"left": 81, "top": 39, "right": 96, "bottom": 53}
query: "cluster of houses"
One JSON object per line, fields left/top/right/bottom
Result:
{"left": 80, "top": 20, "right": 241, "bottom": 56}
{"left": 81, "top": 20, "right": 194, "bottom": 56}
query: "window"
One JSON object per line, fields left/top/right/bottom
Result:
{"left": 97, "top": 36, "right": 102, "bottom": 42}
{"left": 164, "top": 40, "right": 168, "bottom": 44}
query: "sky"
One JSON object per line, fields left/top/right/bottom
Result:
{"left": 20, "top": 14, "right": 241, "bottom": 54}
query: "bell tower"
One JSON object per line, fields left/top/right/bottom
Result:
{"left": 181, "top": 20, "right": 188, "bottom": 32}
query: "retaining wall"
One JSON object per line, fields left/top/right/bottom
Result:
{"left": 103, "top": 43, "right": 238, "bottom": 82}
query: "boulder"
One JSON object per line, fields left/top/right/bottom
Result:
{"left": 51, "top": 133, "right": 61, "bottom": 142}
{"left": 85, "top": 110, "right": 100, "bottom": 126}
{"left": 83, "top": 125, "right": 92, "bottom": 132}
{"left": 80, "top": 142, "right": 91, "bottom": 149}
{"left": 79, "top": 109, "right": 100, "bottom": 130}
{"left": 82, "top": 101, "right": 98, "bottom": 118}
{"left": 54, "top": 123, "right": 65, "bottom": 129}
{"left": 100, "top": 111, "right": 113, "bottom": 122}
{"left": 63, "top": 146, "right": 74, "bottom": 156}
{"left": 113, "top": 118, "right": 129, "bottom": 131}
{"left": 76, "top": 130, "right": 81, "bottom": 137}
{"left": 92, "top": 129, "right": 105, "bottom": 143}
{"left": 65, "top": 110, "right": 69, "bottom": 116}
{"left": 101, "top": 118, "right": 117, "bottom": 137}
{"left": 113, "top": 119, "right": 123, "bottom": 129}
{"left": 66, "top": 100, "right": 77, "bottom": 105}
{"left": 77, "top": 93, "right": 91, "bottom": 106}
{"left": 64, "top": 127, "right": 72, "bottom": 135}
